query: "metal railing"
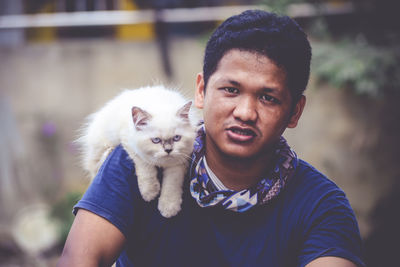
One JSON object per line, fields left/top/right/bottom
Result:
{"left": 0, "top": 2, "right": 354, "bottom": 29}
{"left": 52, "top": 0, "right": 119, "bottom": 12}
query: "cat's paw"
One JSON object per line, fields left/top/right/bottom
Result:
{"left": 139, "top": 180, "right": 161, "bottom": 202}
{"left": 158, "top": 197, "right": 182, "bottom": 218}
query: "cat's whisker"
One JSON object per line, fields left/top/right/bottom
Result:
{"left": 173, "top": 152, "right": 194, "bottom": 161}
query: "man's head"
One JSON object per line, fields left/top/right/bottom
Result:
{"left": 195, "top": 10, "right": 310, "bottom": 164}
{"left": 203, "top": 10, "right": 311, "bottom": 104}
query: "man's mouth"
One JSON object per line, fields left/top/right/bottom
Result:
{"left": 227, "top": 126, "right": 256, "bottom": 142}
{"left": 230, "top": 127, "right": 255, "bottom": 136}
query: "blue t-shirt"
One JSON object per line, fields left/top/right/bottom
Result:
{"left": 74, "top": 145, "right": 365, "bottom": 267}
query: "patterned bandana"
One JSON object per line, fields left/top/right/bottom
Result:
{"left": 189, "top": 126, "right": 298, "bottom": 212}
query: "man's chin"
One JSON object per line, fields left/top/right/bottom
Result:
{"left": 220, "top": 146, "right": 262, "bottom": 161}
{"left": 218, "top": 141, "right": 278, "bottom": 162}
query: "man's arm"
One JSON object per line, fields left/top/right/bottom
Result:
{"left": 306, "top": 256, "right": 358, "bottom": 267}
{"left": 57, "top": 209, "right": 126, "bottom": 267}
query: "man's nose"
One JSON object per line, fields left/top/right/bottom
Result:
{"left": 232, "top": 96, "right": 258, "bottom": 122}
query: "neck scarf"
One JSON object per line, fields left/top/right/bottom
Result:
{"left": 189, "top": 126, "right": 298, "bottom": 212}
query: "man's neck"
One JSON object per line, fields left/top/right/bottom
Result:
{"left": 204, "top": 147, "right": 275, "bottom": 191}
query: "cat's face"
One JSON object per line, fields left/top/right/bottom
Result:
{"left": 131, "top": 102, "right": 196, "bottom": 166}
{"left": 135, "top": 125, "right": 195, "bottom": 166}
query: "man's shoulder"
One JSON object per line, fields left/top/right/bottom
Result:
{"left": 288, "top": 158, "right": 348, "bottom": 202}
{"left": 295, "top": 159, "right": 340, "bottom": 188}
{"left": 91, "top": 144, "right": 137, "bottom": 187}
{"left": 108, "top": 144, "right": 131, "bottom": 161}
{"left": 289, "top": 161, "right": 364, "bottom": 267}
{"left": 102, "top": 145, "right": 135, "bottom": 170}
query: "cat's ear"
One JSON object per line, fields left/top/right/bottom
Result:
{"left": 132, "top": 107, "right": 152, "bottom": 130}
{"left": 177, "top": 101, "right": 192, "bottom": 121}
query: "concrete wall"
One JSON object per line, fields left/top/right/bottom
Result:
{"left": 0, "top": 37, "right": 388, "bottom": 240}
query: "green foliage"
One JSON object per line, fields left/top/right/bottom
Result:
{"left": 49, "top": 191, "right": 82, "bottom": 243}
{"left": 312, "top": 39, "right": 400, "bottom": 97}
{"left": 260, "top": 0, "right": 305, "bottom": 13}
{"left": 259, "top": 0, "right": 400, "bottom": 98}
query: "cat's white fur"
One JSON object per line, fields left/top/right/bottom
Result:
{"left": 78, "top": 85, "right": 198, "bottom": 217}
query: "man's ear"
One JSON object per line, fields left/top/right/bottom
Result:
{"left": 195, "top": 72, "right": 205, "bottom": 109}
{"left": 287, "top": 95, "right": 306, "bottom": 128}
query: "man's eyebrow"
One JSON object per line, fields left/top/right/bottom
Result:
{"left": 218, "top": 78, "right": 281, "bottom": 93}
{"left": 224, "top": 79, "right": 241, "bottom": 87}
{"left": 261, "top": 87, "right": 277, "bottom": 93}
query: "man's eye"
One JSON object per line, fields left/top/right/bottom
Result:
{"left": 223, "top": 87, "right": 239, "bottom": 94}
{"left": 260, "top": 94, "right": 280, "bottom": 104}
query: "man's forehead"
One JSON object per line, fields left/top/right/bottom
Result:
{"left": 215, "top": 49, "right": 285, "bottom": 74}
{"left": 212, "top": 50, "right": 287, "bottom": 84}
{"left": 221, "top": 48, "right": 275, "bottom": 65}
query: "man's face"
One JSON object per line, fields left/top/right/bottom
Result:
{"left": 195, "top": 49, "right": 305, "bottom": 161}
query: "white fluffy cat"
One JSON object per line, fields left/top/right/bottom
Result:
{"left": 78, "top": 85, "right": 198, "bottom": 218}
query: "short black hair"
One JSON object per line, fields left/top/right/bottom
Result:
{"left": 203, "top": 10, "right": 312, "bottom": 103}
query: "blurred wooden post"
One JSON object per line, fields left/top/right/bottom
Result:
{"left": 0, "top": 94, "right": 33, "bottom": 225}
{"left": 0, "top": 0, "right": 24, "bottom": 45}
{"left": 26, "top": 1, "right": 56, "bottom": 42}
{"left": 115, "top": 0, "right": 154, "bottom": 40}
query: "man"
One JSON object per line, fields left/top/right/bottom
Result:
{"left": 58, "top": 10, "right": 364, "bottom": 267}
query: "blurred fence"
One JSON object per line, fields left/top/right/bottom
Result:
{"left": 0, "top": 1, "right": 354, "bottom": 29}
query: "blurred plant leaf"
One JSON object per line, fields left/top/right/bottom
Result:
{"left": 49, "top": 191, "right": 82, "bottom": 243}
{"left": 312, "top": 39, "right": 400, "bottom": 97}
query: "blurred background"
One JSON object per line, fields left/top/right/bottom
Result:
{"left": 0, "top": 0, "right": 399, "bottom": 266}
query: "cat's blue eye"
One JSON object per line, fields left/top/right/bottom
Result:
{"left": 151, "top": 137, "right": 161, "bottom": 144}
{"left": 173, "top": 135, "right": 181, "bottom": 142}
